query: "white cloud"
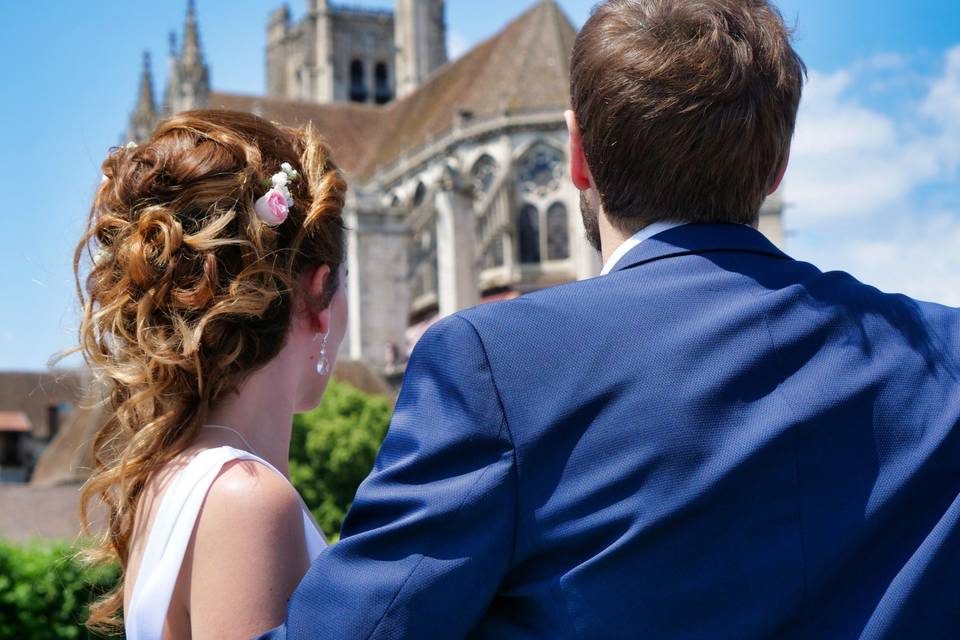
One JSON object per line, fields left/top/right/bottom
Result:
{"left": 787, "top": 68, "right": 944, "bottom": 223}
{"left": 784, "top": 46, "right": 960, "bottom": 307}
{"left": 447, "top": 30, "right": 470, "bottom": 60}
{"left": 856, "top": 52, "right": 907, "bottom": 72}
{"left": 795, "top": 212, "right": 960, "bottom": 307}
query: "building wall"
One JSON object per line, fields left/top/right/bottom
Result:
{"left": 346, "top": 208, "right": 411, "bottom": 369}
{"left": 349, "top": 121, "right": 595, "bottom": 365}
{"left": 395, "top": 0, "right": 448, "bottom": 97}
{"left": 330, "top": 11, "right": 396, "bottom": 104}
{"left": 266, "top": 5, "right": 397, "bottom": 105}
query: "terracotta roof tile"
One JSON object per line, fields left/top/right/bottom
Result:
{"left": 207, "top": 92, "right": 384, "bottom": 179}
{"left": 0, "top": 411, "right": 31, "bottom": 433}
{"left": 0, "top": 371, "right": 85, "bottom": 439}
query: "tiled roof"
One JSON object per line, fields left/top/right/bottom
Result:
{"left": 366, "top": 0, "right": 575, "bottom": 177}
{"left": 209, "top": 1, "right": 576, "bottom": 181}
{"left": 0, "top": 371, "right": 86, "bottom": 440}
{"left": 0, "top": 411, "right": 31, "bottom": 433}
{"left": 207, "top": 92, "right": 384, "bottom": 178}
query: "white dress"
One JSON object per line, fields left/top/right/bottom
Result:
{"left": 125, "top": 446, "right": 327, "bottom": 640}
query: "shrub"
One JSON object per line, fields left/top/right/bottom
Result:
{"left": 0, "top": 539, "right": 118, "bottom": 640}
{"left": 289, "top": 379, "right": 392, "bottom": 539}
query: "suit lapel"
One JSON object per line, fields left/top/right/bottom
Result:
{"left": 610, "top": 223, "right": 791, "bottom": 274}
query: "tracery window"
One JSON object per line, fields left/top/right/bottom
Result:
{"left": 471, "top": 155, "right": 498, "bottom": 196}
{"left": 517, "top": 204, "right": 541, "bottom": 264}
{"left": 410, "top": 226, "right": 438, "bottom": 303}
{"left": 517, "top": 144, "right": 564, "bottom": 199}
{"left": 471, "top": 155, "right": 506, "bottom": 270}
{"left": 546, "top": 203, "right": 570, "bottom": 260}
{"left": 515, "top": 143, "right": 570, "bottom": 264}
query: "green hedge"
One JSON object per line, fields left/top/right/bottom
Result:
{"left": 0, "top": 380, "right": 391, "bottom": 638}
{"left": 0, "top": 539, "right": 117, "bottom": 640}
{"left": 289, "top": 379, "right": 392, "bottom": 539}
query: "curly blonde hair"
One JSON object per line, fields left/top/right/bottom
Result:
{"left": 73, "top": 109, "right": 347, "bottom": 633}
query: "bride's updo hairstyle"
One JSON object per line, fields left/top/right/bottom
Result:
{"left": 74, "top": 109, "right": 346, "bottom": 632}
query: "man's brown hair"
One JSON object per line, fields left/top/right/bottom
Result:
{"left": 571, "top": 0, "right": 806, "bottom": 229}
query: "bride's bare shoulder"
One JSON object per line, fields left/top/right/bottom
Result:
{"left": 186, "top": 458, "right": 309, "bottom": 637}
{"left": 201, "top": 458, "right": 304, "bottom": 531}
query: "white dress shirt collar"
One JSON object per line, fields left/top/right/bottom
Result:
{"left": 600, "top": 221, "right": 687, "bottom": 275}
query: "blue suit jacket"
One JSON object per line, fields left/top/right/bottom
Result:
{"left": 263, "top": 224, "right": 960, "bottom": 639}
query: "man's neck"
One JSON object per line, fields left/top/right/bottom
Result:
{"left": 599, "top": 213, "right": 634, "bottom": 267}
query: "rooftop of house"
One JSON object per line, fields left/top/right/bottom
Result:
{"left": 0, "top": 412, "right": 31, "bottom": 433}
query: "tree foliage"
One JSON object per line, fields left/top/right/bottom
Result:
{"left": 288, "top": 379, "right": 392, "bottom": 539}
{"left": 0, "top": 540, "right": 118, "bottom": 639}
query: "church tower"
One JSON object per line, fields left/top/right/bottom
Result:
{"left": 128, "top": 52, "right": 157, "bottom": 144}
{"left": 394, "top": 0, "right": 447, "bottom": 98}
{"left": 310, "top": 0, "right": 335, "bottom": 103}
{"left": 164, "top": 0, "right": 210, "bottom": 114}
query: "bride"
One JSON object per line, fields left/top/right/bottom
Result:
{"left": 74, "top": 110, "right": 348, "bottom": 638}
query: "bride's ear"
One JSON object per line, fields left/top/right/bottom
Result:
{"left": 305, "top": 265, "right": 332, "bottom": 334}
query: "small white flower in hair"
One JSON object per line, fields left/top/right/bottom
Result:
{"left": 271, "top": 171, "right": 289, "bottom": 188}
{"left": 94, "top": 247, "right": 113, "bottom": 265}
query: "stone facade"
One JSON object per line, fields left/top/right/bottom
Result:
{"left": 265, "top": 0, "right": 446, "bottom": 105}
{"left": 126, "top": 1, "right": 787, "bottom": 375}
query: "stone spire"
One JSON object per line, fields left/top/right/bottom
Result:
{"left": 128, "top": 51, "right": 157, "bottom": 144}
{"left": 181, "top": 0, "right": 203, "bottom": 69}
{"left": 164, "top": 0, "right": 211, "bottom": 114}
{"left": 162, "top": 31, "right": 178, "bottom": 115}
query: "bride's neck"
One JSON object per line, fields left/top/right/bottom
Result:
{"left": 203, "top": 356, "right": 298, "bottom": 475}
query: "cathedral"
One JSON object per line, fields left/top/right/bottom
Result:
{"left": 127, "top": 0, "right": 787, "bottom": 375}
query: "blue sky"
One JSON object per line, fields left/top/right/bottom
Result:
{"left": 2, "top": 0, "right": 959, "bottom": 371}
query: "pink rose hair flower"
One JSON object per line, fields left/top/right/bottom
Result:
{"left": 254, "top": 163, "right": 300, "bottom": 226}
{"left": 255, "top": 188, "right": 290, "bottom": 225}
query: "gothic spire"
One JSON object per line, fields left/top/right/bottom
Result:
{"left": 165, "top": 0, "right": 211, "bottom": 114}
{"left": 181, "top": 0, "right": 204, "bottom": 69}
{"left": 136, "top": 51, "right": 156, "bottom": 115}
{"left": 128, "top": 51, "right": 157, "bottom": 144}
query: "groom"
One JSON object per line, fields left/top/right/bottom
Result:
{"left": 265, "top": 0, "right": 960, "bottom": 638}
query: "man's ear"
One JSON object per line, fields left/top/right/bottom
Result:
{"left": 565, "top": 110, "right": 593, "bottom": 191}
{"left": 769, "top": 152, "right": 790, "bottom": 195}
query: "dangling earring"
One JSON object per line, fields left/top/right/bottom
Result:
{"left": 315, "top": 330, "right": 330, "bottom": 376}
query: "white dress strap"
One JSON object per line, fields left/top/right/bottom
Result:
{"left": 125, "top": 446, "right": 326, "bottom": 640}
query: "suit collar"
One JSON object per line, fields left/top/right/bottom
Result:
{"left": 609, "top": 223, "right": 791, "bottom": 274}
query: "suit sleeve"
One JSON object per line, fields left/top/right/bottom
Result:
{"left": 271, "top": 315, "right": 518, "bottom": 640}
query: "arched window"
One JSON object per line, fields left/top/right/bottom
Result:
{"left": 412, "top": 181, "right": 427, "bottom": 208}
{"left": 374, "top": 62, "right": 391, "bottom": 104}
{"left": 349, "top": 59, "right": 367, "bottom": 103}
{"left": 411, "top": 226, "right": 438, "bottom": 302}
{"left": 517, "top": 204, "right": 541, "bottom": 264}
{"left": 546, "top": 203, "right": 570, "bottom": 260}
{"left": 471, "top": 155, "right": 499, "bottom": 196}
{"left": 514, "top": 143, "right": 570, "bottom": 265}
